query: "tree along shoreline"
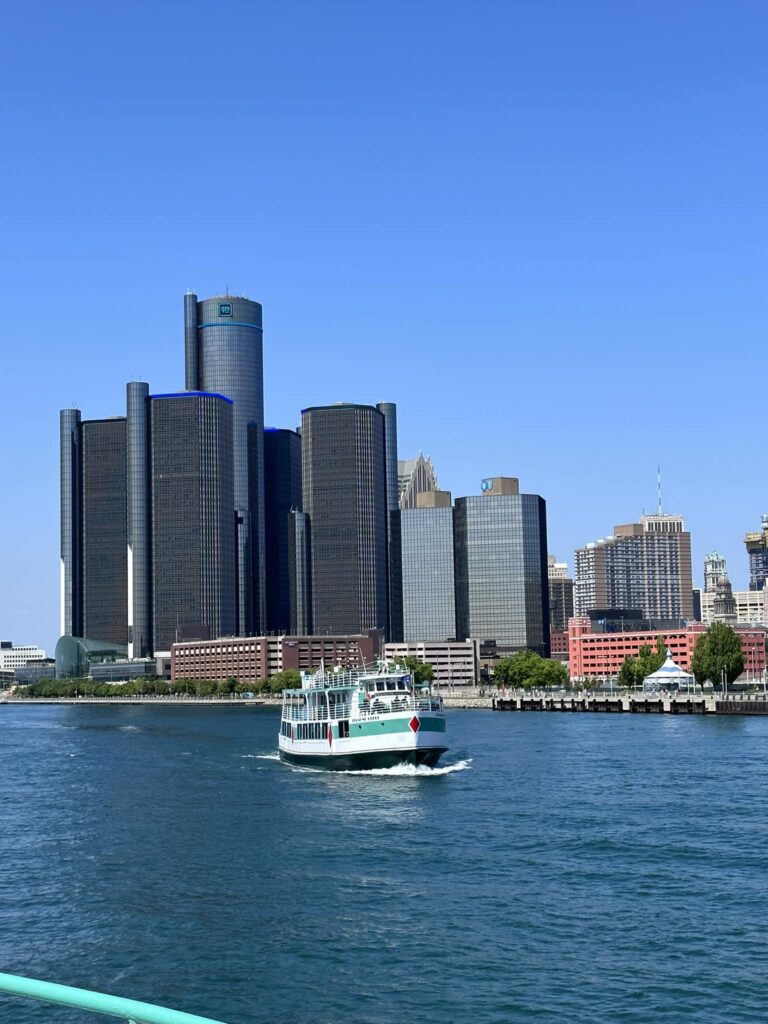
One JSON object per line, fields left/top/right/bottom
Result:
{"left": 10, "top": 672, "right": 302, "bottom": 700}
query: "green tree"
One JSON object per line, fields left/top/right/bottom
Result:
{"left": 268, "top": 670, "right": 302, "bottom": 694}
{"left": 691, "top": 623, "right": 744, "bottom": 689}
{"left": 494, "top": 650, "right": 546, "bottom": 688}
{"left": 399, "top": 657, "right": 433, "bottom": 684}
{"left": 530, "top": 658, "right": 569, "bottom": 688}
{"left": 618, "top": 655, "right": 639, "bottom": 688}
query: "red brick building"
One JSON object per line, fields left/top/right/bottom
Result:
{"left": 568, "top": 617, "right": 765, "bottom": 681}
{"left": 171, "top": 630, "right": 384, "bottom": 684}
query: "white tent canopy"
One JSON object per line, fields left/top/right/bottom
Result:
{"left": 642, "top": 649, "right": 695, "bottom": 692}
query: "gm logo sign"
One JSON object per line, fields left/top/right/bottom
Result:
{"left": 219, "top": 302, "right": 233, "bottom": 316}
{"left": 481, "top": 479, "right": 493, "bottom": 492}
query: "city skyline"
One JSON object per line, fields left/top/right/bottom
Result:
{"left": 3, "top": 2, "right": 768, "bottom": 652}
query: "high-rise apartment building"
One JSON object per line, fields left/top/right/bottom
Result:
{"left": 548, "top": 555, "right": 575, "bottom": 633}
{"left": 150, "top": 392, "right": 236, "bottom": 652}
{"left": 400, "top": 491, "right": 456, "bottom": 642}
{"left": 264, "top": 428, "right": 302, "bottom": 634}
{"left": 745, "top": 516, "right": 768, "bottom": 591}
{"left": 301, "top": 404, "right": 389, "bottom": 636}
{"left": 454, "top": 477, "right": 549, "bottom": 658}
{"left": 574, "top": 514, "right": 693, "bottom": 621}
{"left": 184, "top": 293, "right": 265, "bottom": 634}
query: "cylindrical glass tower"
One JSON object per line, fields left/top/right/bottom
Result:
{"left": 184, "top": 293, "right": 265, "bottom": 635}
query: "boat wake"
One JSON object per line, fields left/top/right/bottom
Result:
{"left": 340, "top": 758, "right": 472, "bottom": 777}
{"left": 245, "top": 753, "right": 281, "bottom": 761}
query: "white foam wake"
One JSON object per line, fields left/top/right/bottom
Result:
{"left": 340, "top": 758, "right": 472, "bottom": 777}
{"left": 246, "top": 752, "right": 281, "bottom": 760}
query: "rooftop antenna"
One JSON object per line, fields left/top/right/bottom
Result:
{"left": 657, "top": 465, "right": 662, "bottom": 515}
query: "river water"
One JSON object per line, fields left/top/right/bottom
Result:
{"left": 1, "top": 705, "right": 767, "bottom": 1024}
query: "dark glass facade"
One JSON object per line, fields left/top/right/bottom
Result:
{"left": 400, "top": 507, "right": 456, "bottom": 642}
{"left": 302, "top": 405, "right": 388, "bottom": 636}
{"left": 81, "top": 419, "right": 128, "bottom": 645}
{"left": 454, "top": 492, "right": 550, "bottom": 656}
{"left": 288, "top": 510, "right": 311, "bottom": 634}
{"left": 264, "top": 428, "right": 302, "bottom": 633}
{"left": 150, "top": 393, "right": 236, "bottom": 652}
{"left": 184, "top": 294, "right": 265, "bottom": 634}
{"left": 60, "top": 408, "right": 82, "bottom": 637}
{"left": 548, "top": 577, "right": 574, "bottom": 633}
{"left": 376, "top": 402, "right": 402, "bottom": 642}
{"left": 126, "top": 382, "right": 151, "bottom": 658}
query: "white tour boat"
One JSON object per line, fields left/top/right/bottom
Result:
{"left": 278, "top": 663, "right": 448, "bottom": 770}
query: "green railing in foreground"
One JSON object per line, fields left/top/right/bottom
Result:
{"left": 0, "top": 972, "right": 232, "bottom": 1024}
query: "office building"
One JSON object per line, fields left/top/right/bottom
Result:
{"left": 745, "top": 516, "right": 768, "bottom": 591}
{"left": 264, "top": 428, "right": 302, "bottom": 633}
{"left": 400, "top": 490, "right": 456, "bottom": 642}
{"left": 548, "top": 555, "right": 575, "bottom": 633}
{"left": 150, "top": 392, "right": 237, "bottom": 652}
{"left": 568, "top": 617, "right": 766, "bottom": 681}
{"left": 59, "top": 412, "right": 128, "bottom": 646}
{"left": 398, "top": 453, "right": 438, "bottom": 509}
{"left": 454, "top": 477, "right": 549, "bottom": 658}
{"left": 287, "top": 510, "right": 311, "bottom": 633}
{"left": 377, "top": 402, "right": 402, "bottom": 643}
{"left": 0, "top": 642, "right": 46, "bottom": 671}
{"left": 127, "top": 382, "right": 152, "bottom": 658}
{"left": 184, "top": 293, "right": 265, "bottom": 633}
{"left": 574, "top": 514, "right": 693, "bottom": 621}
{"left": 700, "top": 586, "right": 765, "bottom": 626}
{"left": 301, "top": 404, "right": 388, "bottom": 636}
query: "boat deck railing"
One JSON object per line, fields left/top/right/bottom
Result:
{"left": 0, "top": 972, "right": 230, "bottom": 1024}
{"left": 282, "top": 696, "right": 442, "bottom": 721}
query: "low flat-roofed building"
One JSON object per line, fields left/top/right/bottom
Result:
{"left": 0, "top": 642, "right": 46, "bottom": 671}
{"left": 171, "top": 631, "right": 384, "bottom": 684}
{"left": 384, "top": 640, "right": 478, "bottom": 686}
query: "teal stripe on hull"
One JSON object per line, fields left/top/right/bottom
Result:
{"left": 280, "top": 746, "right": 448, "bottom": 771}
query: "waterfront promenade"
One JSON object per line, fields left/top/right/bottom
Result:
{"left": 5, "top": 690, "right": 768, "bottom": 715}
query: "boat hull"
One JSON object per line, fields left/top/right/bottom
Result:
{"left": 279, "top": 745, "right": 448, "bottom": 771}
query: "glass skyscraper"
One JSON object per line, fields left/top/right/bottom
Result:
{"left": 59, "top": 412, "right": 128, "bottom": 646}
{"left": 184, "top": 293, "right": 265, "bottom": 635}
{"left": 400, "top": 492, "right": 456, "bottom": 642}
{"left": 264, "top": 427, "right": 302, "bottom": 634}
{"left": 454, "top": 478, "right": 549, "bottom": 657}
{"left": 301, "top": 404, "right": 388, "bottom": 636}
{"left": 150, "top": 392, "right": 236, "bottom": 652}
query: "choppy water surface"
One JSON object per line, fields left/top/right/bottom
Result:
{"left": 1, "top": 706, "right": 767, "bottom": 1024}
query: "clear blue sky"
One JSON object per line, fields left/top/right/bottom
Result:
{"left": 2, "top": 0, "right": 766, "bottom": 654}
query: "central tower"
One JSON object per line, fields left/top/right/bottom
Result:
{"left": 184, "top": 292, "right": 265, "bottom": 634}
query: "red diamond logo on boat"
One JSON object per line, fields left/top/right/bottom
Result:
{"left": 409, "top": 716, "right": 420, "bottom": 732}
{"left": 327, "top": 725, "right": 333, "bottom": 745}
